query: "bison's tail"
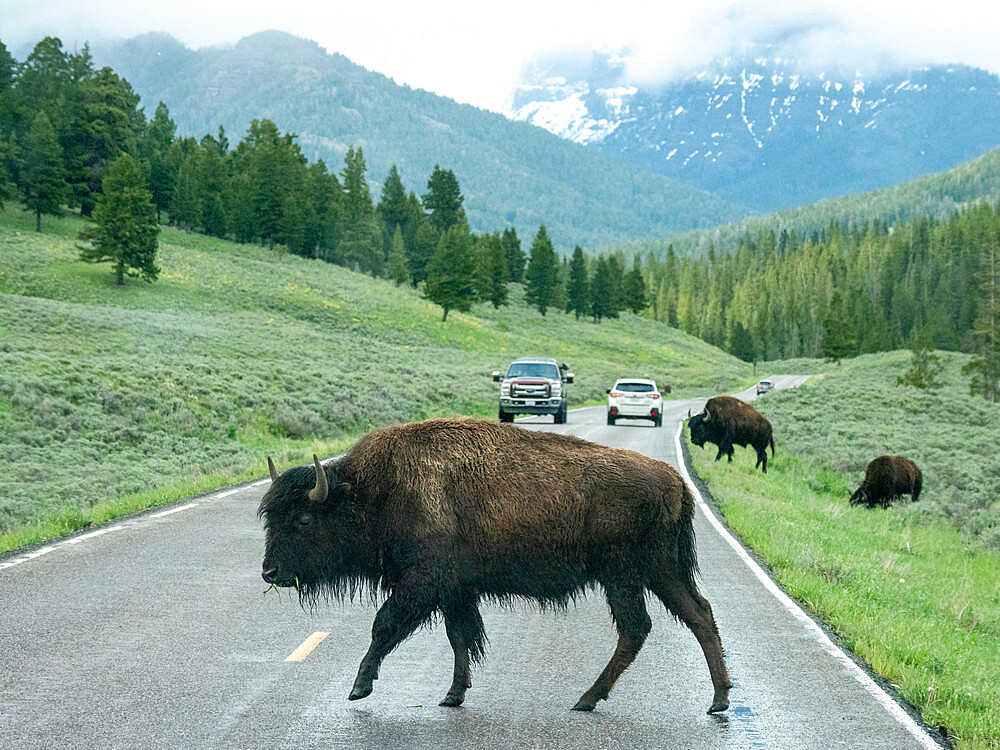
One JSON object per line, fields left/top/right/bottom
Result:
{"left": 769, "top": 436, "right": 775, "bottom": 456}
{"left": 677, "top": 484, "right": 700, "bottom": 594}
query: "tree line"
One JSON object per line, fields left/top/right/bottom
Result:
{"left": 0, "top": 36, "right": 655, "bottom": 322}
{"left": 638, "top": 202, "right": 1000, "bottom": 398}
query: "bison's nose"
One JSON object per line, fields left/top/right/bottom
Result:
{"left": 262, "top": 566, "right": 280, "bottom": 584}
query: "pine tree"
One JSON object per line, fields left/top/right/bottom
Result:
{"left": 591, "top": 255, "right": 613, "bottom": 322}
{"left": 485, "top": 233, "right": 510, "bottom": 309}
{"left": 20, "top": 111, "right": 66, "bottom": 232}
{"left": 623, "top": 257, "right": 648, "bottom": 314}
{"left": 0, "top": 41, "right": 17, "bottom": 137}
{"left": 79, "top": 154, "right": 159, "bottom": 285}
{"left": 525, "top": 225, "right": 559, "bottom": 316}
{"left": 70, "top": 66, "right": 144, "bottom": 215}
{"left": 169, "top": 154, "right": 201, "bottom": 232}
{"left": 821, "top": 291, "right": 857, "bottom": 365}
{"left": 963, "top": 240, "right": 1000, "bottom": 401}
{"left": 502, "top": 227, "right": 526, "bottom": 282}
{"left": 425, "top": 222, "right": 477, "bottom": 322}
{"left": 338, "top": 146, "right": 382, "bottom": 274}
{"left": 410, "top": 219, "right": 439, "bottom": 287}
{"left": 143, "top": 102, "right": 176, "bottom": 222}
{"left": 422, "top": 165, "right": 466, "bottom": 232}
{"left": 566, "top": 246, "right": 590, "bottom": 319}
{"left": 606, "top": 253, "right": 626, "bottom": 317}
{"left": 387, "top": 225, "right": 409, "bottom": 286}
{"left": 898, "top": 331, "right": 943, "bottom": 389}
{"left": 728, "top": 321, "right": 756, "bottom": 363}
{"left": 378, "top": 164, "right": 408, "bottom": 256}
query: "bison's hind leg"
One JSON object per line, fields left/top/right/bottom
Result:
{"left": 649, "top": 574, "right": 731, "bottom": 714}
{"left": 572, "top": 584, "right": 651, "bottom": 712}
{"left": 440, "top": 600, "right": 486, "bottom": 707}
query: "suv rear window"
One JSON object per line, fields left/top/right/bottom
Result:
{"left": 616, "top": 382, "right": 654, "bottom": 392}
{"left": 507, "top": 363, "right": 560, "bottom": 379}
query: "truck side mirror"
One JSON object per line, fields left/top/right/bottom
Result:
{"left": 564, "top": 373, "right": 574, "bottom": 384}
{"left": 492, "top": 371, "right": 501, "bottom": 382}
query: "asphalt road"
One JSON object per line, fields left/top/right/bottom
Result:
{"left": 0, "top": 376, "right": 943, "bottom": 749}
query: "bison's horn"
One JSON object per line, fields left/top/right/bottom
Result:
{"left": 309, "top": 454, "right": 328, "bottom": 503}
{"left": 703, "top": 407, "right": 711, "bottom": 421}
{"left": 267, "top": 456, "right": 279, "bottom": 483}
{"left": 687, "top": 409, "right": 691, "bottom": 419}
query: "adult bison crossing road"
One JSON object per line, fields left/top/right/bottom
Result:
{"left": 0, "top": 375, "right": 942, "bottom": 749}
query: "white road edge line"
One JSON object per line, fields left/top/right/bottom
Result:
{"left": 150, "top": 502, "right": 199, "bottom": 518}
{"left": 672, "top": 419, "right": 941, "bottom": 749}
{"left": 214, "top": 488, "right": 241, "bottom": 499}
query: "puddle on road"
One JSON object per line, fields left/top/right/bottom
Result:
{"left": 712, "top": 686, "right": 770, "bottom": 750}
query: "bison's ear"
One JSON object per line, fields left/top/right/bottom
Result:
{"left": 337, "top": 481, "right": 352, "bottom": 496}
{"left": 267, "top": 456, "right": 279, "bottom": 483}
{"left": 308, "top": 454, "right": 329, "bottom": 503}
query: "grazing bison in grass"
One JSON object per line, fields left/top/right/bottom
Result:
{"left": 850, "top": 455, "right": 922, "bottom": 508}
{"left": 688, "top": 396, "right": 775, "bottom": 473}
{"left": 259, "top": 418, "right": 731, "bottom": 714}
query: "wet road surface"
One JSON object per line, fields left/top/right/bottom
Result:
{"left": 0, "top": 376, "right": 943, "bottom": 749}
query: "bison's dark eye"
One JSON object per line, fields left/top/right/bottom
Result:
{"left": 297, "top": 514, "right": 314, "bottom": 529}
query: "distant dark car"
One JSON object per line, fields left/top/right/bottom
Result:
{"left": 755, "top": 380, "right": 774, "bottom": 396}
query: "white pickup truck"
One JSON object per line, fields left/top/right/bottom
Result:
{"left": 493, "top": 357, "right": 574, "bottom": 424}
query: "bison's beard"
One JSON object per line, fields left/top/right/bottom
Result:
{"left": 289, "top": 567, "right": 383, "bottom": 612}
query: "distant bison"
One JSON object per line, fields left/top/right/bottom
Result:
{"left": 688, "top": 396, "right": 775, "bottom": 473}
{"left": 850, "top": 455, "right": 922, "bottom": 508}
{"left": 258, "top": 418, "right": 731, "bottom": 714}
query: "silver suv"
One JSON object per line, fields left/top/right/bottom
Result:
{"left": 493, "top": 357, "right": 574, "bottom": 424}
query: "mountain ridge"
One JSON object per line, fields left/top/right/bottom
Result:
{"left": 91, "top": 31, "right": 747, "bottom": 251}
{"left": 508, "top": 49, "right": 1000, "bottom": 212}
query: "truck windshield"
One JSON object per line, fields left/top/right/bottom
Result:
{"left": 507, "top": 363, "right": 560, "bottom": 379}
{"left": 617, "top": 382, "right": 654, "bottom": 392}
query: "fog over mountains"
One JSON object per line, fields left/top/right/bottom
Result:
{"left": 507, "top": 48, "right": 1000, "bottom": 211}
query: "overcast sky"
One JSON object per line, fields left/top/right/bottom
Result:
{"left": 2, "top": 0, "right": 999, "bottom": 111}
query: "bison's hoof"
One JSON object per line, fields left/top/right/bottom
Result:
{"left": 571, "top": 698, "right": 597, "bottom": 712}
{"left": 348, "top": 684, "right": 373, "bottom": 701}
{"left": 707, "top": 698, "right": 729, "bottom": 714}
{"left": 439, "top": 692, "right": 465, "bottom": 707}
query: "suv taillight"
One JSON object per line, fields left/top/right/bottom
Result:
{"left": 610, "top": 390, "right": 623, "bottom": 398}
{"left": 646, "top": 392, "right": 660, "bottom": 399}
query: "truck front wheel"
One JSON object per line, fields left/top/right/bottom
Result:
{"left": 499, "top": 409, "right": 514, "bottom": 423}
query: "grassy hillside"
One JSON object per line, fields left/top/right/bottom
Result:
{"left": 619, "top": 144, "right": 1000, "bottom": 258}
{"left": 92, "top": 31, "right": 746, "bottom": 252}
{"left": 759, "top": 352, "right": 1000, "bottom": 546}
{"left": 689, "top": 353, "right": 1000, "bottom": 748}
{"left": 0, "top": 207, "right": 752, "bottom": 551}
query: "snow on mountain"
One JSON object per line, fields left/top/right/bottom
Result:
{"left": 506, "top": 51, "right": 1000, "bottom": 211}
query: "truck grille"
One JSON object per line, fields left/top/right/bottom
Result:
{"left": 511, "top": 380, "right": 551, "bottom": 399}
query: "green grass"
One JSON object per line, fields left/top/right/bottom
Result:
{"left": 0, "top": 205, "right": 753, "bottom": 552}
{"left": 761, "top": 351, "right": 1000, "bottom": 546}
{"left": 688, "top": 354, "right": 1000, "bottom": 749}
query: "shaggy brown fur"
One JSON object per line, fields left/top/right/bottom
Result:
{"left": 850, "top": 455, "right": 922, "bottom": 508}
{"left": 258, "top": 418, "right": 731, "bottom": 714}
{"left": 689, "top": 396, "right": 775, "bottom": 472}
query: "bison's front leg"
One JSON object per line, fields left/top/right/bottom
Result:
{"left": 349, "top": 580, "right": 435, "bottom": 702}
{"left": 440, "top": 601, "right": 486, "bottom": 707}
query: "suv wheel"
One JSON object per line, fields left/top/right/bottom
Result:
{"left": 653, "top": 416, "right": 662, "bottom": 428}
{"left": 607, "top": 413, "right": 616, "bottom": 426}
{"left": 499, "top": 409, "right": 514, "bottom": 423}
